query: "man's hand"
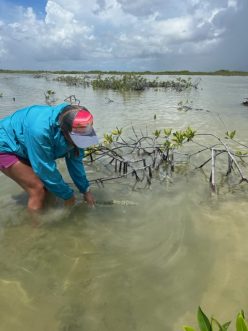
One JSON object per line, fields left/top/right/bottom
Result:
{"left": 84, "top": 190, "right": 95, "bottom": 207}
{"left": 64, "top": 195, "right": 76, "bottom": 207}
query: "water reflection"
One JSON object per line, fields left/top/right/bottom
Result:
{"left": 0, "top": 74, "right": 248, "bottom": 330}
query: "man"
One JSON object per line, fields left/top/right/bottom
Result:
{"left": 0, "top": 103, "right": 98, "bottom": 210}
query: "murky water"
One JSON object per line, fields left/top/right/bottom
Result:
{"left": 0, "top": 74, "right": 248, "bottom": 331}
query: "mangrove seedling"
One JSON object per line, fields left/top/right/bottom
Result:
{"left": 183, "top": 307, "right": 248, "bottom": 331}
{"left": 163, "top": 128, "right": 172, "bottom": 138}
{"left": 172, "top": 130, "right": 186, "bottom": 146}
{"left": 111, "top": 127, "right": 123, "bottom": 137}
{"left": 44, "top": 89, "right": 56, "bottom": 105}
{"left": 103, "top": 133, "right": 114, "bottom": 145}
{"left": 184, "top": 127, "right": 197, "bottom": 141}
{"left": 153, "top": 129, "right": 161, "bottom": 138}
{"left": 177, "top": 99, "right": 193, "bottom": 112}
{"left": 84, "top": 124, "right": 248, "bottom": 193}
{"left": 225, "top": 130, "right": 236, "bottom": 139}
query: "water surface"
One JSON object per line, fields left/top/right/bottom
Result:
{"left": 0, "top": 74, "right": 248, "bottom": 331}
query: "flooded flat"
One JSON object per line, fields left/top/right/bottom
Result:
{"left": 0, "top": 74, "right": 248, "bottom": 330}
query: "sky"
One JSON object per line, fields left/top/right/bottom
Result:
{"left": 0, "top": 0, "right": 247, "bottom": 71}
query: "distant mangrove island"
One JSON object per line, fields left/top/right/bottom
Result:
{"left": 0, "top": 69, "right": 248, "bottom": 76}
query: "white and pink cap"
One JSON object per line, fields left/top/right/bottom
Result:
{"left": 69, "top": 109, "right": 98, "bottom": 148}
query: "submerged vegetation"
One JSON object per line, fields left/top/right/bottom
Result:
{"left": 184, "top": 307, "right": 248, "bottom": 331}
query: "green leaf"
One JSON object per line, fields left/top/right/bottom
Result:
{"left": 236, "top": 150, "right": 247, "bottom": 156}
{"left": 172, "top": 130, "right": 185, "bottom": 145}
{"left": 111, "top": 127, "right": 122, "bottom": 136}
{"left": 212, "top": 317, "right": 223, "bottom": 331}
{"left": 163, "top": 140, "right": 171, "bottom": 149}
{"left": 236, "top": 312, "right": 248, "bottom": 331}
{"left": 184, "top": 127, "right": 196, "bottom": 141}
{"left": 222, "top": 321, "right": 231, "bottom": 331}
{"left": 153, "top": 129, "right": 161, "bottom": 138}
{"left": 230, "top": 130, "right": 236, "bottom": 139}
{"left": 183, "top": 326, "right": 196, "bottom": 331}
{"left": 225, "top": 130, "right": 236, "bottom": 139}
{"left": 211, "top": 317, "right": 231, "bottom": 331}
{"left": 197, "top": 307, "right": 212, "bottom": 331}
{"left": 164, "top": 128, "right": 172, "bottom": 137}
{"left": 103, "top": 133, "right": 113, "bottom": 144}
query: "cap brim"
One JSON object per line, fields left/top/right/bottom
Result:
{"left": 69, "top": 128, "right": 99, "bottom": 148}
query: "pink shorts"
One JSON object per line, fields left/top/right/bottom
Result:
{"left": 0, "top": 153, "right": 20, "bottom": 170}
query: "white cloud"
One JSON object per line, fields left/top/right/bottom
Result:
{"left": 228, "top": 0, "right": 238, "bottom": 8}
{"left": 0, "top": 0, "right": 247, "bottom": 70}
{"left": 45, "top": 1, "right": 75, "bottom": 25}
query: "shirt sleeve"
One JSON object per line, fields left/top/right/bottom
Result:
{"left": 25, "top": 128, "right": 74, "bottom": 200}
{"left": 65, "top": 148, "right": 90, "bottom": 194}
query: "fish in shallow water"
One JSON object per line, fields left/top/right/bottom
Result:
{"left": 96, "top": 199, "right": 138, "bottom": 206}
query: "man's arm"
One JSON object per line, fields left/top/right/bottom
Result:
{"left": 65, "top": 149, "right": 95, "bottom": 206}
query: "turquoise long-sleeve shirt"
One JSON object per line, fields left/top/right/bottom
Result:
{"left": 0, "top": 103, "right": 89, "bottom": 200}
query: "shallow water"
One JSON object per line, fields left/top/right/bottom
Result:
{"left": 0, "top": 74, "right": 248, "bottom": 330}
